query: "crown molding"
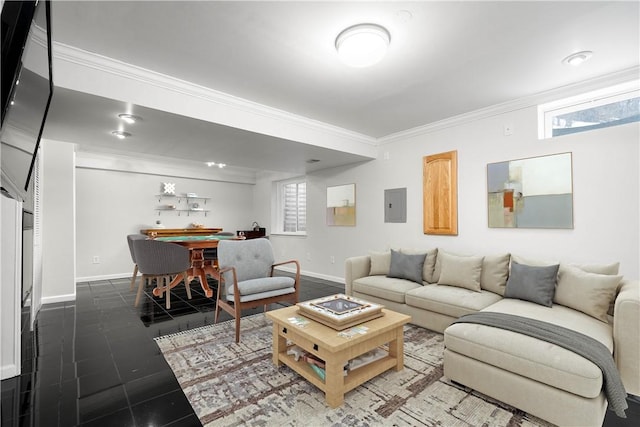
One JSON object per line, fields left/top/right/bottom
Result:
{"left": 379, "top": 66, "right": 640, "bottom": 145}
{"left": 51, "top": 42, "right": 638, "bottom": 149}
{"left": 52, "top": 42, "right": 377, "bottom": 147}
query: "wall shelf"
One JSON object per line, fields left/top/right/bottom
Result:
{"left": 155, "top": 194, "right": 211, "bottom": 216}
{"left": 156, "top": 194, "right": 211, "bottom": 203}
{"left": 154, "top": 208, "right": 210, "bottom": 216}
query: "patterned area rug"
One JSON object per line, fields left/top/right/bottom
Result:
{"left": 155, "top": 314, "right": 552, "bottom": 426}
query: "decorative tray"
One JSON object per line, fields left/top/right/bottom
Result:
{"left": 297, "top": 294, "right": 384, "bottom": 330}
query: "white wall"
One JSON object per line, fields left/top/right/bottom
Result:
{"left": 75, "top": 166, "right": 255, "bottom": 280}
{"left": 41, "top": 140, "right": 76, "bottom": 302}
{"left": 263, "top": 105, "right": 640, "bottom": 281}
{"left": 1, "top": 195, "right": 22, "bottom": 379}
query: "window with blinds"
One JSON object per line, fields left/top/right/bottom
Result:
{"left": 276, "top": 179, "right": 306, "bottom": 234}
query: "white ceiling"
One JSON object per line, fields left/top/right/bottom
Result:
{"left": 44, "top": 1, "right": 640, "bottom": 174}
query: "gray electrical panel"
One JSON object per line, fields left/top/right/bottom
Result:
{"left": 384, "top": 188, "right": 407, "bottom": 223}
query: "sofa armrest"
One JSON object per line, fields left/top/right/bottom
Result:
{"left": 344, "top": 256, "right": 371, "bottom": 295}
{"left": 613, "top": 279, "right": 640, "bottom": 396}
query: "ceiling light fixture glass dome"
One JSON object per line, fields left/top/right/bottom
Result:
{"left": 335, "top": 23, "right": 390, "bottom": 68}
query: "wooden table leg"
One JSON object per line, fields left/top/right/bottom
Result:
{"left": 272, "top": 324, "right": 285, "bottom": 366}
{"left": 152, "top": 273, "right": 186, "bottom": 297}
{"left": 388, "top": 327, "right": 405, "bottom": 371}
{"left": 325, "top": 357, "right": 346, "bottom": 408}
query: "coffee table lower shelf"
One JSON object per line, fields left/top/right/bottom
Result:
{"left": 277, "top": 348, "right": 399, "bottom": 395}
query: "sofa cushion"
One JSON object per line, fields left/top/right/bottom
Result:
{"left": 369, "top": 250, "right": 391, "bottom": 276}
{"left": 572, "top": 262, "right": 620, "bottom": 275}
{"left": 352, "top": 276, "right": 422, "bottom": 304}
{"left": 444, "top": 298, "right": 613, "bottom": 399}
{"left": 504, "top": 261, "right": 559, "bottom": 307}
{"left": 480, "top": 254, "right": 511, "bottom": 295}
{"left": 432, "top": 249, "right": 459, "bottom": 283}
{"left": 401, "top": 248, "right": 438, "bottom": 283}
{"left": 437, "top": 252, "right": 484, "bottom": 292}
{"left": 405, "top": 284, "right": 502, "bottom": 318}
{"left": 387, "top": 249, "right": 425, "bottom": 284}
{"left": 510, "top": 254, "right": 559, "bottom": 267}
{"left": 555, "top": 265, "right": 622, "bottom": 322}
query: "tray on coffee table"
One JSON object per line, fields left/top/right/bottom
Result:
{"left": 297, "top": 294, "right": 383, "bottom": 330}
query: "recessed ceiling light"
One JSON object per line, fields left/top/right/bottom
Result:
{"left": 335, "top": 23, "right": 390, "bottom": 68}
{"left": 111, "top": 130, "right": 131, "bottom": 139}
{"left": 562, "top": 51, "right": 593, "bottom": 66}
{"left": 205, "top": 161, "right": 226, "bottom": 168}
{"left": 118, "top": 113, "right": 142, "bottom": 124}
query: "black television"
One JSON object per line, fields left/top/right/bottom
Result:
{"left": 0, "top": 0, "right": 53, "bottom": 200}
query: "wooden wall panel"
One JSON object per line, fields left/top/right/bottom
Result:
{"left": 423, "top": 150, "right": 458, "bottom": 235}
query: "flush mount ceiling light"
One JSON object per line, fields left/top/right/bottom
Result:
{"left": 111, "top": 130, "right": 131, "bottom": 139}
{"left": 118, "top": 113, "right": 142, "bottom": 124}
{"left": 335, "top": 23, "right": 390, "bottom": 68}
{"left": 562, "top": 50, "right": 593, "bottom": 66}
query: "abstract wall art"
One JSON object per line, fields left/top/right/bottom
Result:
{"left": 487, "top": 152, "right": 573, "bottom": 228}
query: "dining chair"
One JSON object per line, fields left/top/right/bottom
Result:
{"left": 215, "top": 238, "right": 300, "bottom": 342}
{"left": 132, "top": 239, "right": 192, "bottom": 309}
{"left": 126, "top": 234, "right": 147, "bottom": 291}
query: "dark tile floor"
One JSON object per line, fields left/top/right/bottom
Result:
{"left": 2, "top": 274, "right": 638, "bottom": 427}
{"left": 1, "top": 274, "right": 343, "bottom": 427}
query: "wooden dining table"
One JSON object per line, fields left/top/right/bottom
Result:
{"left": 152, "top": 234, "right": 242, "bottom": 298}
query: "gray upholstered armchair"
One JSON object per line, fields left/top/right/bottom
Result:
{"left": 215, "top": 238, "right": 300, "bottom": 342}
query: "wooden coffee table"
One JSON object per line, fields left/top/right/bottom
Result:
{"left": 265, "top": 305, "right": 411, "bottom": 408}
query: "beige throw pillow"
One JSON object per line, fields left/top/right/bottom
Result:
{"left": 572, "top": 262, "right": 620, "bottom": 275}
{"left": 554, "top": 265, "right": 622, "bottom": 322}
{"left": 369, "top": 251, "right": 391, "bottom": 276}
{"left": 510, "top": 254, "right": 559, "bottom": 267}
{"left": 480, "top": 254, "right": 511, "bottom": 295}
{"left": 437, "top": 252, "right": 484, "bottom": 292}
{"left": 432, "top": 249, "right": 460, "bottom": 283}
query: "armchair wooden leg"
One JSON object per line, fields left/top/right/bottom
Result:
{"left": 234, "top": 312, "right": 241, "bottom": 343}
{"left": 130, "top": 264, "right": 138, "bottom": 291}
{"left": 134, "top": 275, "right": 146, "bottom": 307}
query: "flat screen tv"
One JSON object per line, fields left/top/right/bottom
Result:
{"left": 0, "top": 0, "right": 53, "bottom": 200}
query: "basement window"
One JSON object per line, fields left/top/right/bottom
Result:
{"left": 273, "top": 178, "right": 306, "bottom": 235}
{"left": 539, "top": 81, "right": 640, "bottom": 139}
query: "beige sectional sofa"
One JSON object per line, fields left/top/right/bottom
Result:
{"left": 344, "top": 248, "right": 639, "bottom": 427}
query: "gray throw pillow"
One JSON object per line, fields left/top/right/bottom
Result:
{"left": 504, "top": 261, "right": 559, "bottom": 307}
{"left": 387, "top": 249, "right": 425, "bottom": 284}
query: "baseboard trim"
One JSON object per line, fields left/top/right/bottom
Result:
{"left": 41, "top": 293, "right": 76, "bottom": 304}
{"left": 77, "top": 271, "right": 343, "bottom": 285}
{"left": 1, "top": 364, "right": 19, "bottom": 380}
{"left": 76, "top": 273, "right": 131, "bottom": 283}
{"left": 275, "top": 266, "right": 344, "bottom": 285}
